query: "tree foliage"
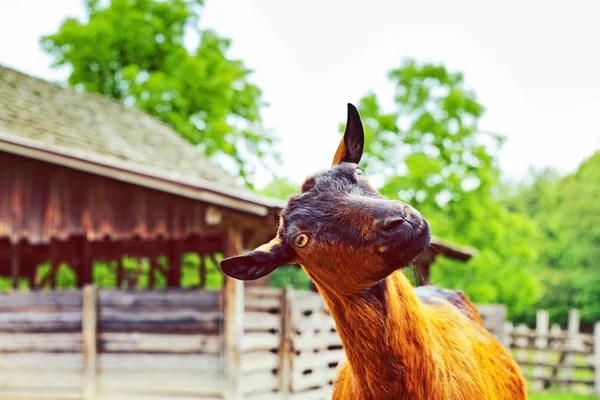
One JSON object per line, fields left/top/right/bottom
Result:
{"left": 503, "top": 153, "right": 600, "bottom": 325}
{"left": 40, "top": 0, "right": 280, "bottom": 186}
{"left": 350, "top": 59, "right": 543, "bottom": 318}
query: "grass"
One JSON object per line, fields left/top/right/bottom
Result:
{"left": 528, "top": 390, "right": 597, "bottom": 399}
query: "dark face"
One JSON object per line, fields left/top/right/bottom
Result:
{"left": 221, "top": 104, "right": 431, "bottom": 294}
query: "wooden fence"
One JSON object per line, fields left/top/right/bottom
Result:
{"left": 506, "top": 309, "right": 600, "bottom": 396}
{"left": 0, "top": 286, "right": 225, "bottom": 400}
{"left": 2, "top": 285, "right": 597, "bottom": 399}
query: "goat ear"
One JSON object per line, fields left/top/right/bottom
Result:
{"left": 332, "top": 103, "right": 365, "bottom": 166}
{"left": 220, "top": 237, "right": 294, "bottom": 281}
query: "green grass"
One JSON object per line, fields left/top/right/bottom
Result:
{"left": 528, "top": 391, "right": 597, "bottom": 399}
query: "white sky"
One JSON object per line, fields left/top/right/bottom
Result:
{"left": 1, "top": 0, "right": 599, "bottom": 189}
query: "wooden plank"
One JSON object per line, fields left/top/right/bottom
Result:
{"left": 245, "top": 287, "right": 282, "bottom": 298}
{"left": 0, "top": 291, "right": 83, "bottom": 309}
{"left": 82, "top": 285, "right": 98, "bottom": 397}
{"left": 522, "top": 375, "right": 594, "bottom": 385}
{"left": 0, "top": 371, "right": 83, "bottom": 390}
{"left": 240, "top": 352, "right": 278, "bottom": 373}
{"left": 97, "top": 289, "right": 220, "bottom": 309}
{"left": 518, "top": 360, "right": 593, "bottom": 370}
{"left": 0, "top": 353, "right": 82, "bottom": 371}
{"left": 223, "top": 227, "right": 244, "bottom": 400}
{"left": 293, "top": 313, "right": 329, "bottom": 334}
{"left": 293, "top": 331, "right": 340, "bottom": 352}
{"left": 291, "top": 368, "right": 337, "bottom": 392}
{"left": 245, "top": 393, "right": 284, "bottom": 400}
{"left": 99, "top": 309, "right": 222, "bottom": 324}
{"left": 291, "top": 350, "right": 345, "bottom": 372}
{"left": 241, "top": 332, "right": 280, "bottom": 353}
{"left": 279, "top": 286, "right": 293, "bottom": 394}
{"left": 244, "top": 297, "right": 281, "bottom": 312}
{"left": 96, "top": 372, "right": 225, "bottom": 396}
{"left": 93, "top": 394, "right": 221, "bottom": 400}
{"left": 99, "top": 332, "right": 221, "bottom": 354}
{"left": 0, "top": 390, "right": 80, "bottom": 400}
{"left": 288, "top": 387, "right": 333, "bottom": 400}
{"left": 0, "top": 311, "right": 82, "bottom": 333}
{"left": 244, "top": 312, "right": 280, "bottom": 332}
{"left": 240, "top": 371, "right": 279, "bottom": 396}
{"left": 0, "top": 333, "right": 82, "bottom": 352}
{"left": 97, "top": 309, "right": 223, "bottom": 334}
{"left": 99, "top": 353, "right": 223, "bottom": 372}
{"left": 533, "top": 310, "right": 549, "bottom": 391}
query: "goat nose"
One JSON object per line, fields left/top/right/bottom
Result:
{"left": 377, "top": 216, "right": 406, "bottom": 233}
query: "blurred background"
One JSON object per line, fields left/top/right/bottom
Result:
{"left": 0, "top": 1, "right": 599, "bottom": 399}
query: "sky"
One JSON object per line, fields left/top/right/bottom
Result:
{"left": 1, "top": 0, "right": 599, "bottom": 189}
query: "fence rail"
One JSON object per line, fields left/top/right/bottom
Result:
{"left": 505, "top": 309, "right": 600, "bottom": 396}
{"left": 1, "top": 286, "right": 599, "bottom": 399}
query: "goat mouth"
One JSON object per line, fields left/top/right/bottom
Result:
{"left": 378, "top": 219, "right": 431, "bottom": 265}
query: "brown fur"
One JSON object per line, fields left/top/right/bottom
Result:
{"left": 221, "top": 104, "right": 527, "bottom": 400}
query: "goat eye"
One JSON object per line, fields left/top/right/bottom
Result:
{"left": 295, "top": 234, "right": 309, "bottom": 248}
{"left": 356, "top": 168, "right": 364, "bottom": 176}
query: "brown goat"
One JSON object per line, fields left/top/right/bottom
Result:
{"left": 221, "top": 104, "right": 527, "bottom": 400}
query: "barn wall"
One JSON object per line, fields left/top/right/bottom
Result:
{"left": 0, "top": 151, "right": 220, "bottom": 245}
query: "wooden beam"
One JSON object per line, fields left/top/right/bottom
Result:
{"left": 166, "top": 240, "right": 182, "bottom": 288}
{"left": 10, "top": 242, "right": 20, "bottom": 289}
{"left": 82, "top": 284, "right": 98, "bottom": 397}
{"left": 50, "top": 240, "right": 59, "bottom": 289}
{"left": 116, "top": 257, "right": 123, "bottom": 289}
{"left": 199, "top": 255, "right": 206, "bottom": 289}
{"left": 223, "top": 227, "right": 244, "bottom": 400}
{"left": 77, "top": 237, "right": 93, "bottom": 287}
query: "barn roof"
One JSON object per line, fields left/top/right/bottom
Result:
{"left": 0, "top": 65, "right": 285, "bottom": 217}
{"left": 0, "top": 65, "right": 476, "bottom": 260}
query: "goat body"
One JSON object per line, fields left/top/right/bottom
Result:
{"left": 221, "top": 104, "right": 527, "bottom": 400}
{"left": 328, "top": 270, "right": 526, "bottom": 400}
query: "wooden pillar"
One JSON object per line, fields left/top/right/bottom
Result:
{"left": 116, "top": 257, "right": 123, "bottom": 289}
{"left": 166, "top": 240, "right": 182, "bottom": 288}
{"left": 564, "top": 309, "right": 580, "bottom": 389}
{"left": 49, "top": 239, "right": 59, "bottom": 289}
{"left": 76, "top": 237, "right": 93, "bottom": 287}
{"left": 148, "top": 254, "right": 156, "bottom": 289}
{"left": 82, "top": 284, "right": 98, "bottom": 397}
{"left": 10, "top": 242, "right": 20, "bottom": 289}
{"left": 223, "top": 228, "right": 244, "bottom": 400}
{"left": 533, "top": 310, "right": 549, "bottom": 391}
{"left": 199, "top": 255, "right": 206, "bottom": 288}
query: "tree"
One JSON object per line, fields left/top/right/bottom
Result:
{"left": 504, "top": 152, "right": 600, "bottom": 325}
{"left": 40, "top": 0, "right": 280, "bottom": 186}
{"left": 348, "top": 59, "right": 543, "bottom": 318}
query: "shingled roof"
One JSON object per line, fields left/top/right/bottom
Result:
{"left": 0, "top": 65, "right": 477, "bottom": 260}
{"left": 0, "top": 65, "right": 285, "bottom": 216}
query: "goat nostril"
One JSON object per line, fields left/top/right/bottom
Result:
{"left": 378, "top": 216, "right": 406, "bottom": 232}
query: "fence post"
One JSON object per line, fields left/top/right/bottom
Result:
{"left": 565, "top": 309, "right": 580, "bottom": 389}
{"left": 594, "top": 322, "right": 600, "bottom": 397}
{"left": 223, "top": 227, "right": 244, "bottom": 400}
{"left": 515, "top": 324, "right": 529, "bottom": 365}
{"left": 279, "top": 286, "right": 293, "bottom": 395}
{"left": 533, "top": 310, "right": 549, "bottom": 391}
{"left": 82, "top": 284, "right": 98, "bottom": 399}
{"left": 504, "top": 321, "right": 514, "bottom": 349}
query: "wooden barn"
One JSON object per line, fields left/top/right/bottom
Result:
{"left": 0, "top": 66, "right": 486, "bottom": 400}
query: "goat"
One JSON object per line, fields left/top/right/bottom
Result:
{"left": 220, "top": 104, "right": 527, "bottom": 400}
